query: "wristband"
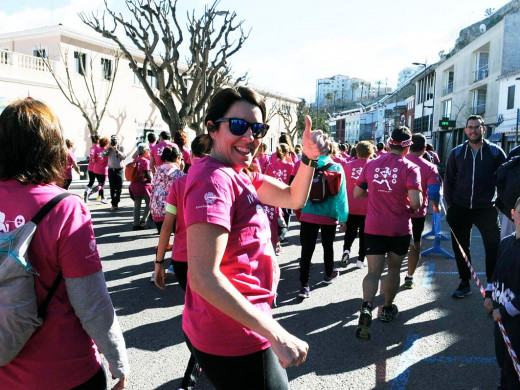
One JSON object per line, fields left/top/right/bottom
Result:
{"left": 301, "top": 154, "right": 318, "bottom": 168}
{"left": 154, "top": 259, "right": 164, "bottom": 264}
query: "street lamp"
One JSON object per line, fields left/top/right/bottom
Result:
{"left": 413, "top": 62, "right": 427, "bottom": 133}
{"left": 316, "top": 81, "right": 330, "bottom": 126}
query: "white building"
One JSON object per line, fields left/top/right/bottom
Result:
{"left": 495, "top": 70, "right": 520, "bottom": 152}
{"left": 315, "top": 75, "right": 369, "bottom": 107}
{"left": 397, "top": 66, "right": 420, "bottom": 87}
{"left": 0, "top": 25, "right": 300, "bottom": 160}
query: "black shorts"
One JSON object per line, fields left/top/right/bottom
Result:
{"left": 412, "top": 217, "right": 426, "bottom": 243}
{"left": 365, "top": 233, "right": 411, "bottom": 256}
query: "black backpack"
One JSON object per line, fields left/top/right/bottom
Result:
{"left": 496, "top": 155, "right": 520, "bottom": 220}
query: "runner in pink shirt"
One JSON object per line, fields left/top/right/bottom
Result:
{"left": 375, "top": 142, "right": 388, "bottom": 158}
{"left": 265, "top": 144, "right": 294, "bottom": 185}
{"left": 340, "top": 141, "right": 373, "bottom": 269}
{"left": 353, "top": 126, "right": 422, "bottom": 341}
{"left": 0, "top": 99, "right": 128, "bottom": 390}
{"left": 404, "top": 134, "right": 441, "bottom": 288}
{"left": 92, "top": 137, "right": 109, "bottom": 204}
{"left": 254, "top": 142, "right": 269, "bottom": 173}
{"left": 181, "top": 87, "right": 329, "bottom": 389}
{"left": 151, "top": 131, "right": 177, "bottom": 172}
{"left": 83, "top": 135, "right": 99, "bottom": 202}
{"left": 63, "top": 139, "right": 80, "bottom": 190}
{"left": 129, "top": 144, "right": 152, "bottom": 230}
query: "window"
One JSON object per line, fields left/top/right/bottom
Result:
{"left": 443, "top": 71, "right": 454, "bottom": 95}
{"left": 101, "top": 58, "right": 112, "bottom": 80}
{"left": 507, "top": 85, "right": 515, "bottom": 110}
{"left": 33, "top": 48, "right": 47, "bottom": 58}
{"left": 74, "top": 51, "right": 86, "bottom": 76}
{"left": 443, "top": 99, "right": 452, "bottom": 118}
{"left": 134, "top": 67, "right": 158, "bottom": 89}
{"left": 472, "top": 88, "right": 487, "bottom": 115}
{"left": 474, "top": 52, "right": 489, "bottom": 81}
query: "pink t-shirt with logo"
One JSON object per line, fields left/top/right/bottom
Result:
{"left": 183, "top": 156, "right": 275, "bottom": 356}
{"left": 166, "top": 175, "right": 188, "bottom": 262}
{"left": 357, "top": 153, "right": 421, "bottom": 236}
{"left": 151, "top": 140, "right": 177, "bottom": 168}
{"left": 262, "top": 204, "right": 283, "bottom": 249}
{"left": 0, "top": 181, "right": 103, "bottom": 389}
{"left": 265, "top": 158, "right": 294, "bottom": 185}
{"left": 65, "top": 151, "right": 76, "bottom": 180}
{"left": 129, "top": 156, "right": 152, "bottom": 198}
{"left": 92, "top": 146, "right": 108, "bottom": 175}
{"left": 405, "top": 154, "right": 441, "bottom": 218}
{"left": 345, "top": 158, "right": 369, "bottom": 216}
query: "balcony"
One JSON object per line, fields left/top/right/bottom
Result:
{"left": 0, "top": 49, "right": 56, "bottom": 72}
{"left": 472, "top": 103, "right": 486, "bottom": 115}
{"left": 473, "top": 65, "right": 488, "bottom": 82}
{"left": 442, "top": 82, "right": 453, "bottom": 96}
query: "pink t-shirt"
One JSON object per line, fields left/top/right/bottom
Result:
{"left": 332, "top": 155, "right": 346, "bottom": 165}
{"left": 0, "top": 181, "right": 103, "bottom": 389}
{"left": 405, "top": 154, "right": 441, "bottom": 218}
{"left": 375, "top": 150, "right": 387, "bottom": 158}
{"left": 88, "top": 144, "right": 97, "bottom": 171}
{"left": 345, "top": 158, "right": 369, "bottom": 216}
{"left": 262, "top": 204, "right": 283, "bottom": 249}
{"left": 151, "top": 140, "right": 176, "bottom": 168}
{"left": 265, "top": 158, "right": 294, "bottom": 185}
{"left": 183, "top": 156, "right": 275, "bottom": 356}
{"left": 256, "top": 153, "right": 269, "bottom": 173}
{"left": 92, "top": 146, "right": 108, "bottom": 175}
{"left": 166, "top": 175, "right": 188, "bottom": 262}
{"left": 291, "top": 159, "right": 301, "bottom": 176}
{"left": 181, "top": 147, "right": 190, "bottom": 165}
{"left": 65, "top": 150, "right": 76, "bottom": 180}
{"left": 357, "top": 153, "right": 421, "bottom": 236}
{"left": 129, "top": 156, "right": 152, "bottom": 198}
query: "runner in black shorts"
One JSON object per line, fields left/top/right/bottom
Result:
{"left": 353, "top": 127, "right": 422, "bottom": 340}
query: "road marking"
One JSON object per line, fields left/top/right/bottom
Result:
{"left": 390, "top": 333, "right": 419, "bottom": 390}
{"left": 422, "top": 263, "right": 435, "bottom": 287}
{"left": 431, "top": 271, "right": 485, "bottom": 275}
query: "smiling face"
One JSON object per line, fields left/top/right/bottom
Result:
{"left": 209, "top": 101, "right": 262, "bottom": 170}
{"left": 465, "top": 118, "right": 485, "bottom": 144}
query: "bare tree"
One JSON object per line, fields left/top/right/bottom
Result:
{"left": 79, "top": 0, "right": 249, "bottom": 136}
{"left": 276, "top": 100, "right": 307, "bottom": 139}
{"left": 40, "top": 44, "right": 120, "bottom": 137}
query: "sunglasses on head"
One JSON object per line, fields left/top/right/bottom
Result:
{"left": 215, "top": 118, "right": 269, "bottom": 139}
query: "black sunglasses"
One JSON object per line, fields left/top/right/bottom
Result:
{"left": 215, "top": 118, "right": 270, "bottom": 139}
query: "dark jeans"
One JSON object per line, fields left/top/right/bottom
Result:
{"left": 494, "top": 321, "right": 520, "bottom": 389}
{"left": 299, "top": 221, "right": 336, "bottom": 287}
{"left": 72, "top": 366, "right": 106, "bottom": 390}
{"left": 446, "top": 203, "right": 501, "bottom": 282}
{"left": 343, "top": 214, "right": 366, "bottom": 260}
{"left": 173, "top": 260, "right": 201, "bottom": 389}
{"left": 184, "top": 335, "right": 288, "bottom": 390}
{"left": 108, "top": 168, "right": 123, "bottom": 206}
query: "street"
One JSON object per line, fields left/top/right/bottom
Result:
{"left": 77, "top": 186, "right": 500, "bottom": 390}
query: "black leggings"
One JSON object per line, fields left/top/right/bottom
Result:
{"left": 95, "top": 174, "right": 106, "bottom": 199}
{"left": 72, "top": 366, "right": 106, "bottom": 390}
{"left": 185, "top": 335, "right": 288, "bottom": 390}
{"left": 87, "top": 170, "right": 96, "bottom": 188}
{"left": 299, "top": 221, "right": 336, "bottom": 287}
{"left": 343, "top": 214, "right": 366, "bottom": 260}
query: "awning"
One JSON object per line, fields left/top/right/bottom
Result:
{"left": 487, "top": 133, "right": 503, "bottom": 142}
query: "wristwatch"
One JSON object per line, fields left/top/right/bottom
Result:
{"left": 154, "top": 259, "right": 164, "bottom": 264}
{"left": 301, "top": 154, "right": 318, "bottom": 168}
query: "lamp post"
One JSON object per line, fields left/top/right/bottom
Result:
{"left": 316, "top": 81, "right": 330, "bottom": 126}
{"left": 413, "top": 62, "right": 427, "bottom": 133}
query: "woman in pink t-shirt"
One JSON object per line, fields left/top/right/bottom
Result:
{"left": 181, "top": 87, "right": 329, "bottom": 389}
{"left": 129, "top": 144, "right": 152, "bottom": 230}
{"left": 84, "top": 135, "right": 99, "bottom": 202}
{"left": 63, "top": 139, "right": 80, "bottom": 190}
{"left": 0, "top": 99, "right": 128, "bottom": 389}
{"left": 253, "top": 142, "right": 269, "bottom": 173}
{"left": 92, "top": 137, "right": 109, "bottom": 204}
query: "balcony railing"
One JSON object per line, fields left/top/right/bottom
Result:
{"left": 472, "top": 103, "right": 486, "bottom": 115}
{"left": 443, "top": 82, "right": 453, "bottom": 96}
{"left": 0, "top": 49, "right": 55, "bottom": 72}
{"left": 473, "top": 65, "right": 488, "bottom": 82}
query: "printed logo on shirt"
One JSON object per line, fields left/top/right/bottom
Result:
{"left": 0, "top": 211, "right": 25, "bottom": 233}
{"left": 351, "top": 167, "right": 363, "bottom": 180}
{"left": 247, "top": 193, "right": 255, "bottom": 204}
{"left": 204, "top": 192, "right": 217, "bottom": 205}
{"left": 373, "top": 167, "right": 398, "bottom": 192}
{"left": 492, "top": 281, "right": 516, "bottom": 305}
{"left": 89, "top": 239, "right": 97, "bottom": 253}
{"left": 272, "top": 169, "right": 288, "bottom": 182}
{"left": 262, "top": 205, "right": 275, "bottom": 221}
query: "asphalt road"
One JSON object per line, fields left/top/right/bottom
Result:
{"left": 74, "top": 184, "right": 503, "bottom": 390}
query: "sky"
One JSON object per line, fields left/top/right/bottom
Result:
{"left": 0, "top": 0, "right": 512, "bottom": 102}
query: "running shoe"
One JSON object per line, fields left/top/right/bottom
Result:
{"left": 150, "top": 272, "right": 155, "bottom": 283}
{"left": 323, "top": 268, "right": 339, "bottom": 284}
{"left": 276, "top": 246, "right": 283, "bottom": 256}
{"left": 403, "top": 276, "right": 414, "bottom": 289}
{"left": 355, "top": 307, "right": 372, "bottom": 340}
{"left": 356, "top": 260, "right": 365, "bottom": 269}
{"left": 280, "top": 238, "right": 289, "bottom": 246}
{"left": 452, "top": 281, "right": 471, "bottom": 298}
{"left": 110, "top": 206, "right": 118, "bottom": 211}
{"left": 83, "top": 189, "right": 91, "bottom": 203}
{"left": 340, "top": 251, "right": 350, "bottom": 267}
{"left": 100, "top": 198, "right": 109, "bottom": 204}
{"left": 380, "top": 304, "right": 399, "bottom": 322}
{"left": 97, "top": 195, "right": 102, "bottom": 201}
{"left": 298, "top": 286, "right": 310, "bottom": 298}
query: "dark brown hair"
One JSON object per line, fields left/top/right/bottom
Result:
{"left": 174, "top": 130, "right": 187, "bottom": 149}
{"left": 191, "top": 134, "right": 212, "bottom": 158}
{"left": 0, "top": 99, "right": 67, "bottom": 184}
{"left": 389, "top": 126, "right": 412, "bottom": 152}
{"left": 160, "top": 146, "right": 181, "bottom": 163}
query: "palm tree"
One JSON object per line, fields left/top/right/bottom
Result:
{"left": 325, "top": 92, "right": 333, "bottom": 111}
{"left": 360, "top": 82, "right": 366, "bottom": 101}
{"left": 332, "top": 90, "right": 338, "bottom": 113}
{"left": 350, "top": 82, "right": 359, "bottom": 101}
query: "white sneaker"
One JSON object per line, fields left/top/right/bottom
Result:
{"left": 150, "top": 272, "right": 155, "bottom": 283}
{"left": 356, "top": 260, "right": 365, "bottom": 269}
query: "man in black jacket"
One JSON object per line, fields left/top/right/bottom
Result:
{"left": 445, "top": 115, "right": 506, "bottom": 298}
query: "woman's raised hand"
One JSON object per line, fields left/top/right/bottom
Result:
{"left": 301, "top": 115, "right": 330, "bottom": 160}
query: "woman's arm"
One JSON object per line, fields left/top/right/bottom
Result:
{"left": 257, "top": 116, "right": 329, "bottom": 209}
{"left": 154, "top": 212, "right": 176, "bottom": 290}
{"left": 187, "top": 223, "right": 308, "bottom": 368}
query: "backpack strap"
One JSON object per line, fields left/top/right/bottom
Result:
{"left": 318, "top": 163, "right": 334, "bottom": 172}
{"left": 31, "top": 192, "right": 72, "bottom": 225}
{"left": 31, "top": 192, "right": 72, "bottom": 319}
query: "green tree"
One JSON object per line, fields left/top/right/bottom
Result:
{"left": 350, "top": 82, "right": 359, "bottom": 101}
